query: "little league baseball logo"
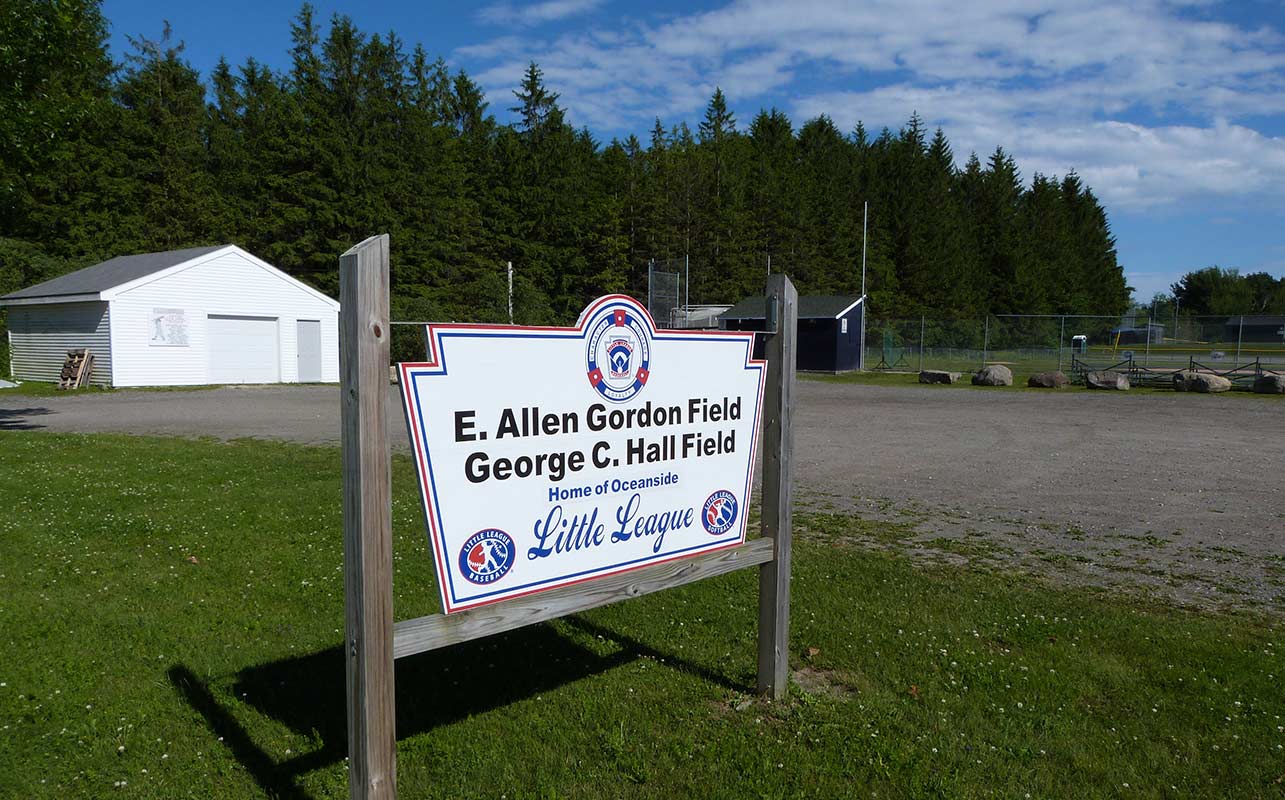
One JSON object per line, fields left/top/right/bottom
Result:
{"left": 458, "top": 529, "right": 515, "bottom": 585}
{"left": 702, "top": 490, "right": 739, "bottom": 535}
{"left": 585, "top": 304, "right": 652, "bottom": 403}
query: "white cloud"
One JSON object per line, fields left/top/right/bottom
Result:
{"left": 455, "top": 0, "right": 1285, "bottom": 210}
{"left": 478, "top": 0, "right": 605, "bottom": 27}
{"left": 797, "top": 83, "right": 1285, "bottom": 209}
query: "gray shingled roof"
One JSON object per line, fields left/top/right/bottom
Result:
{"left": 1, "top": 245, "right": 226, "bottom": 301}
{"left": 720, "top": 294, "right": 863, "bottom": 321}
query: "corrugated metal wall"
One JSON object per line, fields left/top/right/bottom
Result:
{"left": 8, "top": 302, "right": 113, "bottom": 386}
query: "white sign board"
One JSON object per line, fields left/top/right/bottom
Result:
{"left": 399, "top": 295, "right": 765, "bottom": 614}
{"left": 150, "top": 308, "right": 189, "bottom": 346}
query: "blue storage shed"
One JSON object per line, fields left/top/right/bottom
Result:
{"left": 719, "top": 294, "right": 866, "bottom": 372}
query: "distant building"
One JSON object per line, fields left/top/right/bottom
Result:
{"left": 1109, "top": 322, "right": 1165, "bottom": 345}
{"left": 719, "top": 294, "right": 865, "bottom": 372}
{"left": 1, "top": 245, "right": 339, "bottom": 387}
{"left": 1223, "top": 315, "right": 1285, "bottom": 343}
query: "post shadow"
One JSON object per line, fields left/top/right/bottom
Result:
{"left": 0, "top": 407, "right": 51, "bottom": 430}
{"left": 169, "top": 615, "right": 747, "bottom": 798}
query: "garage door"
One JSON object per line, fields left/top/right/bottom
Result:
{"left": 208, "top": 315, "right": 280, "bottom": 384}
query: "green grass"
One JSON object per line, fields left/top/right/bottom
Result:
{"left": 0, "top": 382, "right": 257, "bottom": 397}
{"left": 0, "top": 381, "right": 113, "bottom": 397}
{"left": 1, "top": 433, "right": 1282, "bottom": 799}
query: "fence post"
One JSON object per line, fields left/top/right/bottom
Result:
{"left": 917, "top": 315, "right": 924, "bottom": 372}
{"left": 1058, "top": 315, "right": 1065, "bottom": 372}
{"left": 982, "top": 316, "right": 989, "bottom": 368}
{"left": 340, "top": 234, "right": 397, "bottom": 800}
{"left": 758, "top": 274, "right": 796, "bottom": 700}
{"left": 1145, "top": 316, "right": 1152, "bottom": 367}
{"left": 1237, "top": 315, "right": 1244, "bottom": 363}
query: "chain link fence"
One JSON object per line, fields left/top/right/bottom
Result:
{"left": 647, "top": 260, "right": 684, "bottom": 329}
{"left": 868, "top": 313, "right": 1285, "bottom": 376}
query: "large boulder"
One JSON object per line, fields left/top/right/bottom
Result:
{"left": 1187, "top": 373, "right": 1232, "bottom": 393}
{"left": 1172, "top": 371, "right": 1194, "bottom": 391}
{"left": 1027, "top": 370, "right": 1069, "bottom": 389}
{"left": 919, "top": 370, "right": 961, "bottom": 385}
{"left": 1086, "top": 370, "right": 1130, "bottom": 390}
{"left": 1253, "top": 374, "right": 1285, "bottom": 394}
{"left": 972, "top": 364, "right": 1013, "bottom": 386}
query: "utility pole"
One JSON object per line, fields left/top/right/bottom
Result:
{"left": 507, "top": 261, "right": 513, "bottom": 325}
{"left": 861, "top": 201, "right": 868, "bottom": 298}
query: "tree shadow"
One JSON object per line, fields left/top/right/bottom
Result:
{"left": 169, "top": 616, "right": 746, "bottom": 798}
{"left": 0, "top": 407, "right": 50, "bottom": 430}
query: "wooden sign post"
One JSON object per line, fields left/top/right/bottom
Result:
{"left": 758, "top": 274, "right": 796, "bottom": 699}
{"left": 340, "top": 235, "right": 396, "bottom": 800}
{"left": 340, "top": 235, "right": 795, "bottom": 798}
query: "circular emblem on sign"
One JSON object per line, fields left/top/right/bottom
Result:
{"left": 458, "top": 529, "right": 515, "bottom": 585}
{"left": 702, "top": 490, "right": 739, "bottom": 535}
{"left": 585, "top": 304, "right": 652, "bottom": 403}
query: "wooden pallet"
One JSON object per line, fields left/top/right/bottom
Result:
{"left": 57, "top": 348, "right": 94, "bottom": 390}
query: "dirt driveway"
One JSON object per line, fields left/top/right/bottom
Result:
{"left": 3, "top": 382, "right": 1281, "bottom": 609}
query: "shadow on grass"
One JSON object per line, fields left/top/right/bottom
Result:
{"left": 0, "top": 406, "right": 50, "bottom": 430}
{"left": 170, "top": 616, "right": 743, "bottom": 798}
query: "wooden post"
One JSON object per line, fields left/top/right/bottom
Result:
{"left": 757, "top": 274, "right": 796, "bottom": 699}
{"left": 340, "top": 234, "right": 397, "bottom": 800}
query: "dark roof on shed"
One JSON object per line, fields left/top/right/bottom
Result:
{"left": 720, "top": 294, "right": 863, "bottom": 321}
{"left": 1, "top": 245, "right": 226, "bottom": 301}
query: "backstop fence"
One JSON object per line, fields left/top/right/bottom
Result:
{"left": 647, "top": 260, "right": 684, "bottom": 329}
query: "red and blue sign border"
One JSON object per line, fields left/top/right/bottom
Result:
{"left": 399, "top": 295, "right": 766, "bottom": 615}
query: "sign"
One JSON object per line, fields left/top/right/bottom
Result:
{"left": 399, "top": 295, "right": 765, "bottom": 614}
{"left": 150, "top": 308, "right": 188, "bottom": 346}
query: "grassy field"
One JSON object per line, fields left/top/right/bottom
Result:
{"left": 0, "top": 433, "right": 1282, "bottom": 799}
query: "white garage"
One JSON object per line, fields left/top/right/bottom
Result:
{"left": 1, "top": 245, "right": 339, "bottom": 387}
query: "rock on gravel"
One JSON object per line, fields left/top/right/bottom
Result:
{"left": 919, "top": 370, "right": 962, "bottom": 384}
{"left": 1252, "top": 374, "right": 1284, "bottom": 394}
{"left": 1027, "top": 370, "right": 1069, "bottom": 388}
{"left": 972, "top": 364, "right": 1013, "bottom": 386}
{"left": 1086, "top": 370, "right": 1130, "bottom": 390}
{"left": 1187, "top": 373, "right": 1233, "bottom": 393}
{"left": 1172, "top": 371, "right": 1194, "bottom": 391}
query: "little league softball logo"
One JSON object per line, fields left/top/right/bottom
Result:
{"left": 458, "top": 529, "right": 515, "bottom": 585}
{"left": 702, "top": 490, "right": 739, "bottom": 535}
{"left": 585, "top": 304, "right": 652, "bottom": 403}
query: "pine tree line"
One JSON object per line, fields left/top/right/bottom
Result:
{"left": 2, "top": 1, "right": 1133, "bottom": 340}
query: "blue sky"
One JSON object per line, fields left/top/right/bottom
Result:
{"left": 101, "top": 0, "right": 1285, "bottom": 304}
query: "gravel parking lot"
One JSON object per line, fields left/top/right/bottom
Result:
{"left": 3, "top": 381, "right": 1281, "bottom": 609}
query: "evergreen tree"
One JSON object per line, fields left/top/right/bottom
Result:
{"left": 0, "top": 0, "right": 117, "bottom": 255}
{"left": 1, "top": 1, "right": 1136, "bottom": 333}
{"left": 115, "top": 22, "right": 218, "bottom": 251}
